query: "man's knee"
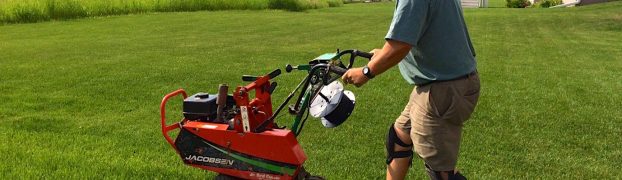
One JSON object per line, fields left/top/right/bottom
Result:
{"left": 386, "top": 124, "right": 413, "bottom": 165}
{"left": 392, "top": 125, "right": 412, "bottom": 151}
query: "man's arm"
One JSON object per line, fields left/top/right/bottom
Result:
{"left": 368, "top": 40, "right": 412, "bottom": 76}
{"left": 341, "top": 39, "right": 412, "bottom": 87}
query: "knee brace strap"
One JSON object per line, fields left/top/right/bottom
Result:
{"left": 425, "top": 164, "right": 467, "bottom": 180}
{"left": 386, "top": 124, "right": 413, "bottom": 165}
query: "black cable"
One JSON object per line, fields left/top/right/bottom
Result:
{"left": 297, "top": 104, "right": 311, "bottom": 135}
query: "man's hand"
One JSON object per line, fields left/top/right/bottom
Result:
{"left": 340, "top": 49, "right": 379, "bottom": 87}
{"left": 341, "top": 40, "right": 411, "bottom": 88}
{"left": 370, "top": 49, "right": 382, "bottom": 55}
{"left": 341, "top": 67, "right": 369, "bottom": 87}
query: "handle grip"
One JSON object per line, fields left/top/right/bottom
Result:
{"left": 323, "top": 65, "right": 348, "bottom": 87}
{"left": 242, "top": 69, "right": 281, "bottom": 82}
{"left": 329, "top": 65, "right": 348, "bottom": 76}
{"left": 242, "top": 75, "right": 258, "bottom": 82}
{"left": 268, "top": 69, "right": 281, "bottom": 79}
{"left": 354, "top": 50, "right": 373, "bottom": 59}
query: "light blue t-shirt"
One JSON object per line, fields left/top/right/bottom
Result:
{"left": 385, "top": 0, "right": 477, "bottom": 85}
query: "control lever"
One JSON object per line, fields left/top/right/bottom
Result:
{"left": 286, "top": 64, "right": 296, "bottom": 73}
{"left": 242, "top": 75, "right": 258, "bottom": 82}
{"left": 269, "top": 82, "right": 277, "bottom": 94}
{"left": 241, "top": 69, "right": 281, "bottom": 82}
{"left": 216, "top": 84, "right": 228, "bottom": 122}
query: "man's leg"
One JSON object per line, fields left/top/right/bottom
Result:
{"left": 425, "top": 163, "right": 465, "bottom": 180}
{"left": 385, "top": 125, "right": 465, "bottom": 180}
{"left": 411, "top": 74, "right": 480, "bottom": 180}
{"left": 386, "top": 87, "right": 419, "bottom": 180}
{"left": 386, "top": 124, "right": 413, "bottom": 180}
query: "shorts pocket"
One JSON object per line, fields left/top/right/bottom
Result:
{"left": 429, "top": 83, "right": 456, "bottom": 118}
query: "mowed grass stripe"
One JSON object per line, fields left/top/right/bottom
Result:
{"left": 1, "top": 2, "right": 621, "bottom": 179}
{"left": 463, "top": 3, "right": 621, "bottom": 179}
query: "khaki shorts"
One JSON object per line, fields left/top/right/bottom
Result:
{"left": 394, "top": 73, "right": 480, "bottom": 171}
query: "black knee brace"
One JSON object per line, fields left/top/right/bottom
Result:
{"left": 424, "top": 164, "right": 467, "bottom": 180}
{"left": 385, "top": 124, "right": 413, "bottom": 165}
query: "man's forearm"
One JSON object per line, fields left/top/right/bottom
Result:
{"left": 367, "top": 40, "right": 412, "bottom": 77}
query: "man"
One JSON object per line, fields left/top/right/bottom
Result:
{"left": 340, "top": 0, "right": 480, "bottom": 179}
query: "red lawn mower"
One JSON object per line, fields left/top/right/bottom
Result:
{"left": 160, "top": 50, "right": 372, "bottom": 179}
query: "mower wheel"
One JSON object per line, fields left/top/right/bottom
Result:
{"left": 296, "top": 167, "right": 325, "bottom": 180}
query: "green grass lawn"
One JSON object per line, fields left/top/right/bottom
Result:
{"left": 1, "top": 1, "right": 621, "bottom": 179}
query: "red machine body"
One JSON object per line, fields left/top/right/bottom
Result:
{"left": 160, "top": 73, "right": 308, "bottom": 179}
{"left": 161, "top": 49, "right": 370, "bottom": 179}
{"left": 232, "top": 74, "right": 276, "bottom": 133}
